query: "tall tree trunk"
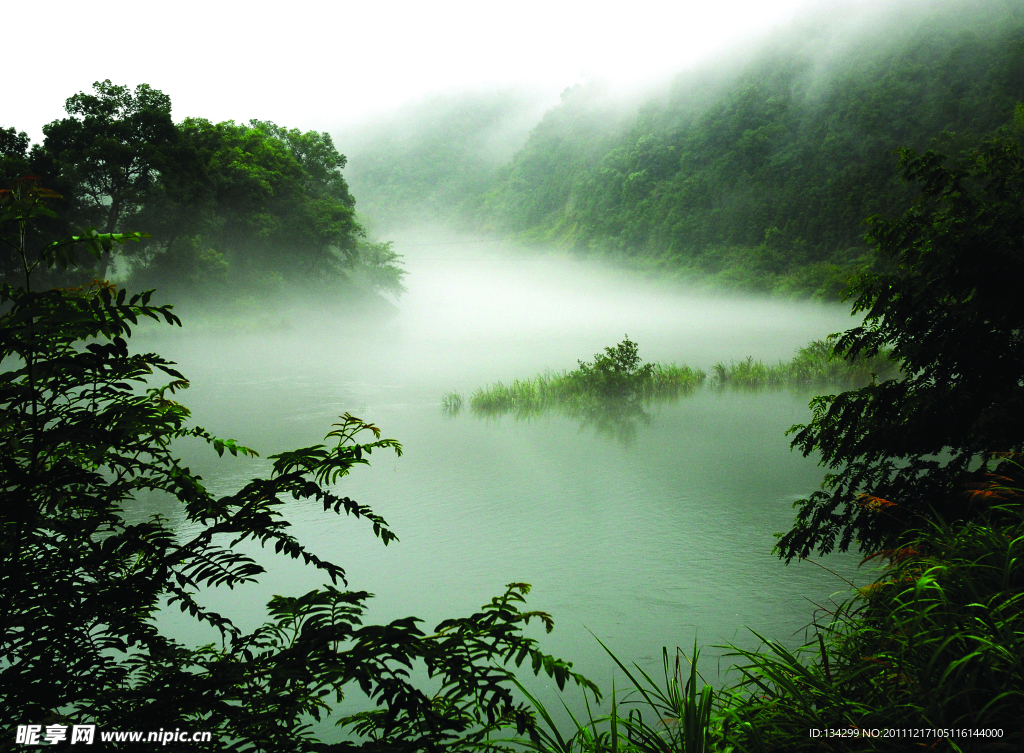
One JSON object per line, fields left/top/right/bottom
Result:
{"left": 96, "top": 197, "right": 121, "bottom": 280}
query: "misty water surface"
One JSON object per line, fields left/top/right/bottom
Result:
{"left": 138, "top": 237, "right": 876, "bottom": 727}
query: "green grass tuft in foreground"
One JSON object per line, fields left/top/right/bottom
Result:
{"left": 716, "top": 465, "right": 1024, "bottom": 752}
{"left": 504, "top": 460, "right": 1024, "bottom": 752}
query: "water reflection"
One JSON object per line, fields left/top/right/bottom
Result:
{"left": 467, "top": 395, "right": 661, "bottom": 445}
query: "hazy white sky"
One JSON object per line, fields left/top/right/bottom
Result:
{"left": 4, "top": 0, "right": 851, "bottom": 142}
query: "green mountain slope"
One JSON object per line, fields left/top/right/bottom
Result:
{"left": 466, "top": 2, "right": 1024, "bottom": 296}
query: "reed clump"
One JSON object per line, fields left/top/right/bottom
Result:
{"left": 440, "top": 390, "right": 464, "bottom": 415}
{"left": 712, "top": 339, "right": 899, "bottom": 389}
{"left": 469, "top": 338, "right": 706, "bottom": 417}
{"left": 460, "top": 338, "right": 900, "bottom": 421}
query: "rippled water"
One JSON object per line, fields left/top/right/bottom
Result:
{"left": 138, "top": 241, "right": 876, "bottom": 732}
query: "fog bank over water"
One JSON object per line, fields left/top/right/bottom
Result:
{"left": 389, "top": 232, "right": 856, "bottom": 384}
{"left": 150, "top": 230, "right": 858, "bottom": 407}
{"left": 141, "top": 234, "right": 870, "bottom": 735}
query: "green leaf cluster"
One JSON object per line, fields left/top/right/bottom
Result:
{"left": 574, "top": 337, "right": 656, "bottom": 400}
{"left": 781, "top": 128, "right": 1024, "bottom": 560}
{"left": 0, "top": 187, "right": 592, "bottom": 750}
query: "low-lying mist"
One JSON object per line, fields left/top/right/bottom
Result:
{"left": 144, "top": 231, "right": 857, "bottom": 412}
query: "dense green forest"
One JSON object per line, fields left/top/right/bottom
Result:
{"left": 346, "top": 2, "right": 1024, "bottom": 298}
{"left": 0, "top": 82, "right": 404, "bottom": 308}
{"left": 479, "top": 4, "right": 1024, "bottom": 297}
{"left": 4, "top": 116, "right": 1022, "bottom": 749}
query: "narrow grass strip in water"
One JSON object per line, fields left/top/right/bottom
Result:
{"left": 468, "top": 363, "right": 707, "bottom": 417}
{"left": 460, "top": 340, "right": 900, "bottom": 418}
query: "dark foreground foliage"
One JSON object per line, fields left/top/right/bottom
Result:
{"left": 505, "top": 465, "right": 1024, "bottom": 753}
{"left": 782, "top": 124, "right": 1024, "bottom": 560}
{"left": 720, "top": 466, "right": 1024, "bottom": 752}
{"left": 0, "top": 179, "right": 597, "bottom": 751}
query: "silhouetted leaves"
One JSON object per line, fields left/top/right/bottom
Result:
{"left": 780, "top": 128, "right": 1024, "bottom": 560}
{"left": 0, "top": 185, "right": 595, "bottom": 751}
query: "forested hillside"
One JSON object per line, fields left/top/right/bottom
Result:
{"left": 466, "top": 2, "right": 1024, "bottom": 297}
{"left": 468, "top": 3, "right": 1024, "bottom": 297}
{"left": 331, "top": 1, "right": 1023, "bottom": 298}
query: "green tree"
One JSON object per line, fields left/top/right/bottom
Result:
{"left": 1, "top": 127, "right": 84, "bottom": 286}
{"left": 137, "top": 118, "right": 374, "bottom": 294}
{"left": 350, "top": 240, "right": 407, "bottom": 297}
{"left": 780, "top": 126, "right": 1024, "bottom": 560}
{"left": 0, "top": 127, "right": 31, "bottom": 186}
{"left": 42, "top": 80, "right": 178, "bottom": 277}
{"left": 0, "top": 180, "right": 595, "bottom": 750}
{"left": 575, "top": 336, "right": 655, "bottom": 399}
{"left": 15, "top": 84, "right": 401, "bottom": 301}
{"left": 0, "top": 127, "right": 33, "bottom": 278}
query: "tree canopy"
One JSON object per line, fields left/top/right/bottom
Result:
{"left": 779, "top": 120, "right": 1024, "bottom": 560}
{"left": 136, "top": 117, "right": 363, "bottom": 289}
{"left": 1, "top": 82, "right": 404, "bottom": 301}
{"left": 41, "top": 81, "right": 176, "bottom": 278}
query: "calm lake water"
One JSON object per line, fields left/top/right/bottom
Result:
{"left": 138, "top": 240, "right": 876, "bottom": 734}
